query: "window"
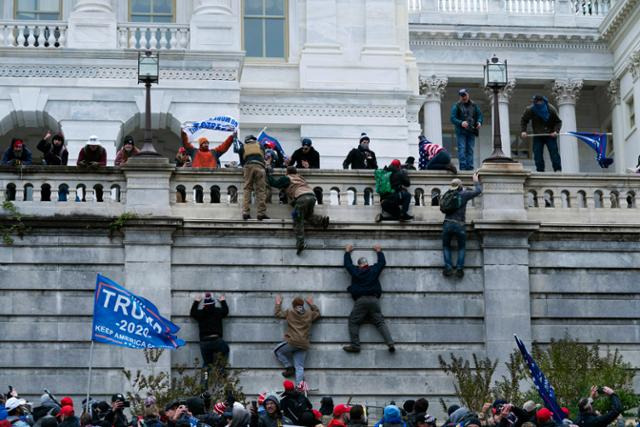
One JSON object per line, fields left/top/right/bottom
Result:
{"left": 130, "top": 0, "right": 175, "bottom": 23}
{"left": 243, "top": 0, "right": 286, "bottom": 58}
{"left": 15, "top": 0, "right": 61, "bottom": 20}
{"left": 627, "top": 96, "right": 636, "bottom": 131}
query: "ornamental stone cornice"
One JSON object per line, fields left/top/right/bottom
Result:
{"left": 599, "top": 0, "right": 640, "bottom": 41}
{"left": 484, "top": 79, "right": 516, "bottom": 104}
{"left": 240, "top": 103, "right": 406, "bottom": 119}
{"left": 552, "top": 78, "right": 583, "bottom": 105}
{"left": 0, "top": 65, "right": 237, "bottom": 80}
{"left": 419, "top": 75, "right": 448, "bottom": 101}
{"left": 607, "top": 79, "right": 620, "bottom": 105}
{"left": 628, "top": 51, "right": 640, "bottom": 81}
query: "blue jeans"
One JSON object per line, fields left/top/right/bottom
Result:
{"left": 456, "top": 131, "right": 476, "bottom": 170}
{"left": 532, "top": 136, "right": 562, "bottom": 172}
{"left": 274, "top": 341, "right": 307, "bottom": 384}
{"left": 442, "top": 220, "right": 466, "bottom": 270}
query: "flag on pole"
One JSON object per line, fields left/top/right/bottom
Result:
{"left": 91, "top": 274, "right": 185, "bottom": 349}
{"left": 182, "top": 116, "right": 239, "bottom": 142}
{"left": 567, "top": 132, "right": 613, "bottom": 168}
{"left": 257, "top": 130, "right": 288, "bottom": 161}
{"left": 514, "top": 335, "right": 565, "bottom": 423}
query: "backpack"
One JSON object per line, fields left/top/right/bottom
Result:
{"left": 375, "top": 169, "right": 393, "bottom": 196}
{"left": 439, "top": 189, "right": 462, "bottom": 214}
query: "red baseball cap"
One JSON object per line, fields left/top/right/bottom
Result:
{"left": 312, "top": 409, "right": 323, "bottom": 421}
{"left": 57, "top": 406, "right": 75, "bottom": 418}
{"left": 283, "top": 380, "right": 295, "bottom": 391}
{"left": 12, "top": 139, "right": 24, "bottom": 149}
{"left": 333, "top": 404, "right": 351, "bottom": 417}
{"left": 536, "top": 408, "right": 553, "bottom": 423}
{"left": 390, "top": 159, "right": 401, "bottom": 168}
{"left": 60, "top": 397, "right": 73, "bottom": 407}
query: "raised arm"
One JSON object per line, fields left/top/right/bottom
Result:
{"left": 213, "top": 133, "right": 234, "bottom": 155}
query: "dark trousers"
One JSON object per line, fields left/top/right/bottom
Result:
{"left": 381, "top": 190, "right": 411, "bottom": 218}
{"left": 442, "top": 220, "right": 466, "bottom": 270}
{"left": 293, "top": 194, "right": 325, "bottom": 245}
{"left": 532, "top": 136, "right": 562, "bottom": 172}
{"left": 348, "top": 296, "right": 394, "bottom": 348}
{"left": 200, "top": 337, "right": 229, "bottom": 367}
{"left": 426, "top": 151, "right": 452, "bottom": 170}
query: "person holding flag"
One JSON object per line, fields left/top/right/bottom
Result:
{"left": 180, "top": 128, "right": 236, "bottom": 169}
{"left": 520, "top": 95, "right": 563, "bottom": 172}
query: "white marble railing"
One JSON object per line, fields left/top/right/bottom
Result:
{"left": 0, "top": 21, "right": 67, "bottom": 48}
{"left": 438, "top": 0, "right": 489, "bottom": 13}
{"left": 505, "top": 0, "right": 555, "bottom": 14}
{"left": 571, "top": 0, "right": 611, "bottom": 15}
{"left": 117, "top": 23, "right": 189, "bottom": 50}
{"left": 0, "top": 167, "right": 126, "bottom": 205}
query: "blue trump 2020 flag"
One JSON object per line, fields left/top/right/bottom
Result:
{"left": 257, "top": 130, "right": 288, "bottom": 161}
{"left": 91, "top": 274, "right": 185, "bottom": 349}
{"left": 568, "top": 132, "right": 613, "bottom": 168}
{"left": 514, "top": 335, "right": 564, "bottom": 423}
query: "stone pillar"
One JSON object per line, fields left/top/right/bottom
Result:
{"left": 552, "top": 79, "right": 583, "bottom": 173}
{"left": 190, "top": 0, "right": 240, "bottom": 51}
{"left": 363, "top": 0, "right": 397, "bottom": 51}
{"left": 475, "top": 163, "right": 537, "bottom": 376}
{"left": 407, "top": 95, "right": 423, "bottom": 155}
{"left": 121, "top": 157, "right": 175, "bottom": 216}
{"left": 608, "top": 79, "right": 626, "bottom": 173}
{"left": 629, "top": 53, "right": 640, "bottom": 167}
{"left": 419, "top": 75, "right": 448, "bottom": 146}
{"left": 67, "top": 0, "right": 117, "bottom": 49}
{"left": 484, "top": 80, "right": 516, "bottom": 158}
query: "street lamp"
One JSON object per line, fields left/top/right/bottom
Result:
{"left": 137, "top": 50, "right": 161, "bottom": 156}
{"left": 483, "top": 55, "right": 515, "bottom": 163}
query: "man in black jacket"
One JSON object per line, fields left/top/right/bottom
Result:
{"left": 343, "top": 133, "right": 378, "bottom": 170}
{"left": 190, "top": 293, "right": 230, "bottom": 378}
{"left": 377, "top": 159, "right": 413, "bottom": 222}
{"left": 576, "top": 386, "right": 622, "bottom": 427}
{"left": 289, "top": 138, "right": 320, "bottom": 169}
{"left": 343, "top": 243, "right": 394, "bottom": 353}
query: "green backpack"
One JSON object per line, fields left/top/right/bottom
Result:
{"left": 374, "top": 169, "right": 393, "bottom": 196}
{"left": 439, "top": 189, "right": 462, "bottom": 214}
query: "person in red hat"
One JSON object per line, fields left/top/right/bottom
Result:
{"left": 536, "top": 408, "right": 555, "bottom": 427}
{"left": 376, "top": 159, "right": 413, "bottom": 222}
{"left": 175, "top": 146, "right": 192, "bottom": 168}
{"left": 328, "top": 404, "right": 352, "bottom": 427}
{"left": 57, "top": 405, "right": 80, "bottom": 427}
{"left": 2, "top": 138, "right": 33, "bottom": 166}
{"left": 60, "top": 397, "right": 73, "bottom": 408}
{"left": 280, "top": 380, "right": 312, "bottom": 425}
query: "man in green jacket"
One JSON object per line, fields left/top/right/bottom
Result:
{"left": 274, "top": 295, "right": 321, "bottom": 387}
{"left": 267, "top": 165, "right": 330, "bottom": 254}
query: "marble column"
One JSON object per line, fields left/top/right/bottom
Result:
{"left": 419, "top": 75, "right": 448, "bottom": 146}
{"left": 67, "top": 0, "right": 116, "bottom": 49}
{"left": 630, "top": 53, "right": 640, "bottom": 167}
{"left": 608, "top": 79, "right": 625, "bottom": 173}
{"left": 484, "top": 80, "right": 516, "bottom": 158}
{"left": 552, "top": 78, "right": 583, "bottom": 173}
{"left": 193, "top": 0, "right": 231, "bottom": 14}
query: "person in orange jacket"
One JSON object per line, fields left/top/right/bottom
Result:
{"left": 180, "top": 129, "right": 235, "bottom": 168}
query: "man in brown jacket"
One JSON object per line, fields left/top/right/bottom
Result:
{"left": 267, "top": 166, "right": 330, "bottom": 255}
{"left": 273, "top": 295, "right": 321, "bottom": 387}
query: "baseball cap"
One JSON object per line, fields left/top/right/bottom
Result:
{"left": 12, "top": 139, "right": 24, "bottom": 150}
{"left": 244, "top": 135, "right": 257, "bottom": 143}
{"left": 60, "top": 397, "right": 73, "bottom": 408}
{"left": 111, "top": 393, "right": 126, "bottom": 403}
{"left": 57, "top": 406, "right": 74, "bottom": 419}
{"left": 451, "top": 178, "right": 462, "bottom": 189}
{"left": 390, "top": 159, "right": 401, "bottom": 168}
{"left": 301, "top": 138, "right": 312, "bottom": 146}
{"left": 4, "top": 398, "right": 26, "bottom": 412}
{"left": 333, "top": 404, "right": 351, "bottom": 417}
{"left": 87, "top": 135, "right": 102, "bottom": 146}
{"left": 459, "top": 89, "right": 469, "bottom": 96}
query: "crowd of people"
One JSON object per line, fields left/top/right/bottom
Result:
{"left": 0, "top": 383, "right": 627, "bottom": 427}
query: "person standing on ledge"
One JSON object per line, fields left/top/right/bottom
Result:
{"left": 342, "top": 244, "right": 395, "bottom": 353}
{"left": 343, "top": 133, "right": 378, "bottom": 170}
{"left": 520, "top": 94, "right": 563, "bottom": 172}
{"left": 450, "top": 89, "right": 482, "bottom": 171}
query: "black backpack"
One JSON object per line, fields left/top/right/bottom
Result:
{"left": 439, "top": 189, "right": 462, "bottom": 214}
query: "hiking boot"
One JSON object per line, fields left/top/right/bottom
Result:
{"left": 445, "top": 163, "right": 458, "bottom": 174}
{"left": 242, "top": 213, "right": 251, "bottom": 220}
{"left": 296, "top": 241, "right": 307, "bottom": 255}
{"left": 257, "top": 214, "right": 270, "bottom": 221}
{"left": 443, "top": 268, "right": 453, "bottom": 277}
{"left": 456, "top": 268, "right": 464, "bottom": 278}
{"left": 388, "top": 344, "right": 396, "bottom": 353}
{"left": 281, "top": 367, "right": 295, "bottom": 378}
{"left": 322, "top": 216, "right": 330, "bottom": 230}
{"left": 375, "top": 213, "right": 382, "bottom": 223}
{"left": 342, "top": 345, "right": 361, "bottom": 353}
{"left": 400, "top": 214, "right": 414, "bottom": 221}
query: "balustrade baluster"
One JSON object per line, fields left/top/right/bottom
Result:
{"left": 17, "top": 26, "right": 26, "bottom": 47}
{"left": 128, "top": 28, "right": 137, "bottom": 48}
{"left": 0, "top": 26, "right": 5, "bottom": 47}
{"left": 149, "top": 27, "right": 158, "bottom": 49}
{"left": 7, "top": 25, "right": 16, "bottom": 47}
{"left": 46, "top": 27, "right": 55, "bottom": 47}
{"left": 139, "top": 28, "right": 149, "bottom": 50}
{"left": 159, "top": 29, "right": 168, "bottom": 49}
{"left": 57, "top": 27, "right": 66, "bottom": 47}
{"left": 180, "top": 29, "right": 189, "bottom": 48}
{"left": 27, "top": 25, "right": 36, "bottom": 47}
{"left": 169, "top": 28, "right": 178, "bottom": 49}
{"left": 118, "top": 28, "right": 127, "bottom": 48}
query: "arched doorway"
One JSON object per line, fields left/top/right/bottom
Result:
{"left": 118, "top": 113, "right": 182, "bottom": 161}
{"left": 0, "top": 111, "right": 61, "bottom": 164}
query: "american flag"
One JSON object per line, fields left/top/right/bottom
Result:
{"left": 514, "top": 335, "right": 565, "bottom": 423}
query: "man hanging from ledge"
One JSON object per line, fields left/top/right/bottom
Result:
{"left": 180, "top": 129, "right": 235, "bottom": 168}
{"left": 266, "top": 165, "right": 330, "bottom": 255}
{"left": 342, "top": 243, "right": 395, "bottom": 353}
{"left": 190, "top": 292, "right": 230, "bottom": 386}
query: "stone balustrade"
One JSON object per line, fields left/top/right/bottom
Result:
{"left": 117, "top": 23, "right": 190, "bottom": 50}
{"left": 0, "top": 21, "right": 67, "bottom": 48}
{"left": 3, "top": 165, "right": 640, "bottom": 225}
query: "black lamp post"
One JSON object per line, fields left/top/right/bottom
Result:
{"left": 137, "top": 50, "right": 161, "bottom": 156}
{"left": 483, "top": 55, "right": 515, "bottom": 163}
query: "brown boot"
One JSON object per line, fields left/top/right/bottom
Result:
{"left": 445, "top": 163, "right": 458, "bottom": 174}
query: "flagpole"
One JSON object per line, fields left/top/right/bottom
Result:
{"left": 85, "top": 340, "right": 95, "bottom": 415}
{"left": 525, "top": 132, "right": 613, "bottom": 137}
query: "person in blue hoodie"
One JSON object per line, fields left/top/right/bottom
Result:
{"left": 374, "top": 405, "right": 406, "bottom": 427}
{"left": 342, "top": 243, "right": 395, "bottom": 353}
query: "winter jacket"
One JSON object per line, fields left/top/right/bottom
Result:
{"left": 344, "top": 251, "right": 386, "bottom": 300}
{"left": 450, "top": 101, "right": 483, "bottom": 135}
{"left": 59, "top": 416, "right": 80, "bottom": 427}
{"left": 275, "top": 301, "right": 320, "bottom": 350}
{"left": 77, "top": 146, "right": 107, "bottom": 166}
{"left": 239, "top": 141, "right": 266, "bottom": 167}
{"left": 289, "top": 147, "right": 320, "bottom": 169}
{"left": 520, "top": 104, "right": 562, "bottom": 135}
{"left": 37, "top": 139, "right": 68, "bottom": 165}
{"left": 190, "top": 300, "right": 229, "bottom": 339}
{"left": 343, "top": 147, "right": 378, "bottom": 170}
{"left": 444, "top": 182, "right": 483, "bottom": 223}
{"left": 181, "top": 132, "right": 234, "bottom": 168}
{"left": 250, "top": 396, "right": 292, "bottom": 427}
{"left": 388, "top": 165, "right": 410, "bottom": 191}
{"left": 141, "top": 416, "right": 165, "bottom": 427}
{"left": 575, "top": 394, "right": 622, "bottom": 427}
{"left": 114, "top": 147, "right": 141, "bottom": 166}
{"left": 2, "top": 147, "right": 33, "bottom": 165}
{"left": 267, "top": 173, "right": 314, "bottom": 203}
{"left": 280, "top": 393, "right": 312, "bottom": 425}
